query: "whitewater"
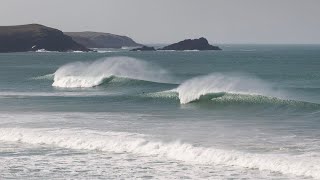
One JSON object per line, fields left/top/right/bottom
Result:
{"left": 52, "top": 57, "right": 174, "bottom": 88}
{"left": 1, "top": 45, "right": 320, "bottom": 179}
{"left": 0, "top": 126, "right": 319, "bottom": 179}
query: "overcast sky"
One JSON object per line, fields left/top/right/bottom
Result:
{"left": 1, "top": 0, "right": 319, "bottom": 44}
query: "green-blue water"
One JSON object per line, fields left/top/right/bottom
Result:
{"left": 0, "top": 45, "right": 320, "bottom": 179}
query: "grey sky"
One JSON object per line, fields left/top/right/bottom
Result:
{"left": 1, "top": 0, "right": 319, "bottom": 44}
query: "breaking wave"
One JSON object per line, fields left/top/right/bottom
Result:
{"left": 143, "top": 91, "right": 320, "bottom": 110}
{"left": 32, "top": 70, "right": 319, "bottom": 109}
{"left": 52, "top": 57, "right": 175, "bottom": 88}
{"left": 175, "top": 73, "right": 282, "bottom": 104}
{"left": 0, "top": 128, "right": 319, "bottom": 179}
{"left": 142, "top": 73, "right": 319, "bottom": 108}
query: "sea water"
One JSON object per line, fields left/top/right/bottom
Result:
{"left": 0, "top": 45, "right": 320, "bottom": 179}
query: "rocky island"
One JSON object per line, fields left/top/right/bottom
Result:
{"left": 159, "top": 37, "right": 221, "bottom": 51}
{"left": 130, "top": 46, "right": 156, "bottom": 51}
{"left": 0, "top": 24, "right": 89, "bottom": 53}
{"left": 65, "top": 32, "right": 142, "bottom": 49}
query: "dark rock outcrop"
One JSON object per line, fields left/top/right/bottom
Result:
{"left": 130, "top": 46, "right": 156, "bottom": 51}
{"left": 0, "top": 24, "right": 90, "bottom": 53}
{"left": 159, "top": 37, "right": 221, "bottom": 51}
{"left": 65, "top": 31, "right": 142, "bottom": 48}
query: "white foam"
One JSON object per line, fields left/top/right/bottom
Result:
{"left": 72, "top": 50, "right": 84, "bottom": 53}
{"left": 97, "top": 50, "right": 117, "bottom": 53}
{"left": 175, "top": 73, "right": 281, "bottom": 104}
{"left": 0, "top": 128, "right": 319, "bottom": 179}
{"left": 52, "top": 57, "right": 173, "bottom": 88}
{"left": 183, "top": 50, "right": 200, "bottom": 52}
{"left": 36, "top": 49, "right": 51, "bottom": 53}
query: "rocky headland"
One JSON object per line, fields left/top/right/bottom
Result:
{"left": 0, "top": 24, "right": 90, "bottom": 53}
{"left": 65, "top": 31, "right": 142, "bottom": 49}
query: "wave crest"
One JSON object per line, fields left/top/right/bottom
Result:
{"left": 175, "top": 73, "right": 281, "bottom": 104}
{"left": 52, "top": 57, "right": 173, "bottom": 88}
{"left": 144, "top": 91, "right": 320, "bottom": 110}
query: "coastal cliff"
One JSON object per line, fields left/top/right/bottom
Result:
{"left": 65, "top": 32, "right": 142, "bottom": 48}
{"left": 0, "top": 24, "right": 90, "bottom": 52}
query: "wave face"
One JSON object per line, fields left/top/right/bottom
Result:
{"left": 143, "top": 91, "right": 320, "bottom": 111}
{"left": 175, "top": 73, "right": 281, "bottom": 104}
{"left": 53, "top": 57, "right": 173, "bottom": 88}
{"left": 0, "top": 128, "right": 319, "bottom": 179}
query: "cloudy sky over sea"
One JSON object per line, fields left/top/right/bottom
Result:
{"left": 1, "top": 0, "right": 319, "bottom": 44}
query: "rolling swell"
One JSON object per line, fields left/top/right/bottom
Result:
{"left": 143, "top": 91, "right": 320, "bottom": 110}
{"left": 34, "top": 58, "right": 319, "bottom": 110}
{"left": 141, "top": 73, "right": 319, "bottom": 109}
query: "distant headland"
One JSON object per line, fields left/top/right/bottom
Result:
{"left": 0, "top": 24, "right": 221, "bottom": 53}
{"left": 65, "top": 32, "right": 142, "bottom": 49}
{"left": 0, "top": 24, "right": 89, "bottom": 53}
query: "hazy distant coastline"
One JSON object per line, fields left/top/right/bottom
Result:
{"left": 0, "top": 24, "right": 222, "bottom": 53}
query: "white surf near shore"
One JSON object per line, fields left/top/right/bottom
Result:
{"left": 0, "top": 127, "right": 319, "bottom": 179}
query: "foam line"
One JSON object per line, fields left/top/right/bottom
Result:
{"left": 0, "top": 128, "right": 319, "bottom": 179}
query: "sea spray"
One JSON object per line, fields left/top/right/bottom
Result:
{"left": 52, "top": 57, "right": 174, "bottom": 88}
{"left": 175, "top": 73, "right": 282, "bottom": 104}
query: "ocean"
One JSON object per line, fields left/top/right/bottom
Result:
{"left": 0, "top": 45, "right": 320, "bottom": 179}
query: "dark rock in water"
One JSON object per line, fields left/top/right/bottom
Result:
{"left": 159, "top": 37, "right": 221, "bottom": 51}
{"left": 0, "top": 24, "right": 90, "bottom": 53}
{"left": 65, "top": 31, "right": 142, "bottom": 49}
{"left": 130, "top": 46, "right": 156, "bottom": 51}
